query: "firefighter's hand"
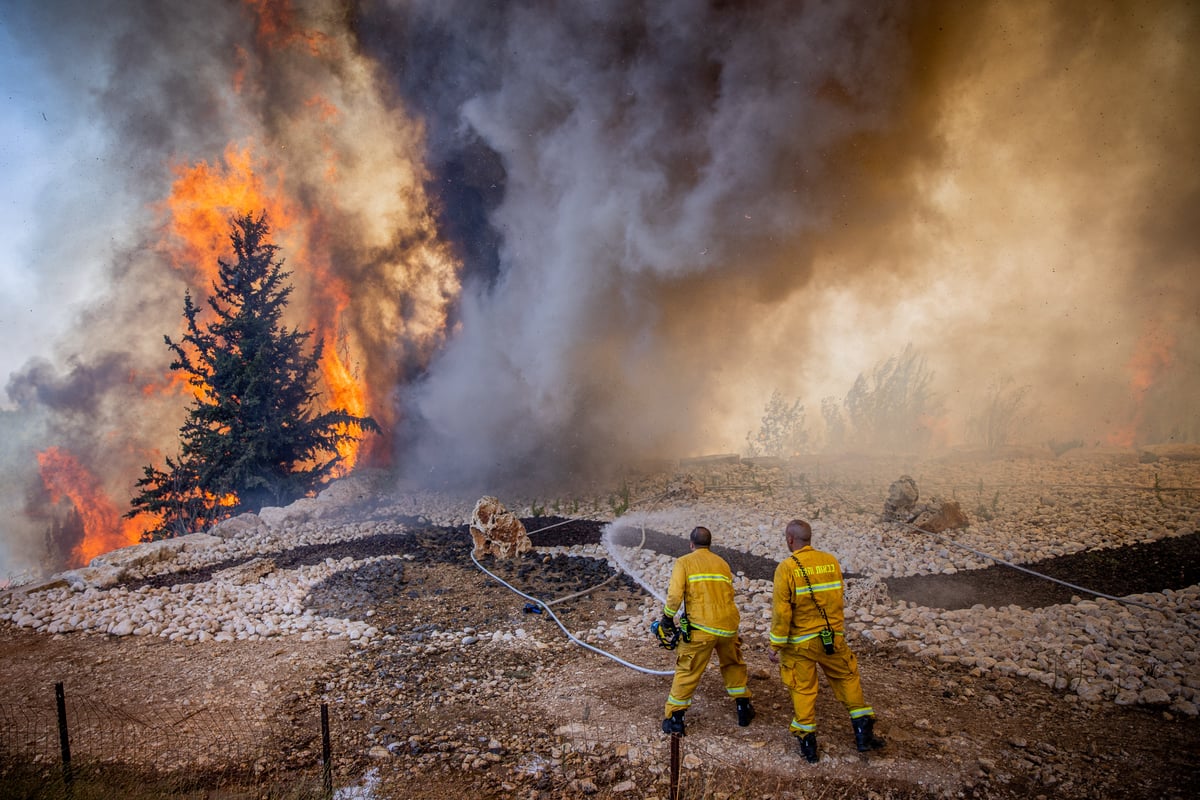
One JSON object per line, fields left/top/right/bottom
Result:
{"left": 651, "top": 619, "right": 679, "bottom": 650}
{"left": 768, "top": 648, "right": 780, "bottom": 664}
{"left": 659, "top": 615, "right": 677, "bottom": 636}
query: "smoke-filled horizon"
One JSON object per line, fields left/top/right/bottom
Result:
{"left": 1, "top": 0, "right": 1197, "bottom": 577}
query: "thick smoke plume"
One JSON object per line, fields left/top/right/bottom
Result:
{"left": 1, "top": 0, "right": 1197, "bottom": 576}
{"left": 374, "top": 0, "right": 1200, "bottom": 479}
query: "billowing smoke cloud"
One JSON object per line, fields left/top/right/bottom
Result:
{"left": 380, "top": 0, "right": 936, "bottom": 482}
{"left": 373, "top": 0, "right": 1200, "bottom": 481}
{"left": 1, "top": 0, "right": 1197, "bottom": 577}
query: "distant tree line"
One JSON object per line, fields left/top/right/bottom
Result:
{"left": 747, "top": 344, "right": 943, "bottom": 457}
{"left": 745, "top": 344, "right": 1052, "bottom": 456}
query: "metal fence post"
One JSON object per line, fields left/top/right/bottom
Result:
{"left": 669, "top": 731, "right": 680, "bottom": 800}
{"left": 55, "top": 682, "right": 73, "bottom": 795}
{"left": 321, "top": 702, "right": 333, "bottom": 799}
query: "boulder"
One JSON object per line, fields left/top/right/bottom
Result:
{"left": 883, "top": 475, "right": 920, "bottom": 522}
{"left": 90, "top": 532, "right": 222, "bottom": 571}
{"left": 258, "top": 496, "right": 325, "bottom": 527}
{"left": 882, "top": 475, "right": 969, "bottom": 532}
{"left": 209, "top": 512, "right": 263, "bottom": 539}
{"left": 469, "top": 496, "right": 532, "bottom": 559}
{"left": 63, "top": 564, "right": 126, "bottom": 590}
{"left": 16, "top": 576, "right": 74, "bottom": 595}
{"left": 317, "top": 469, "right": 390, "bottom": 505}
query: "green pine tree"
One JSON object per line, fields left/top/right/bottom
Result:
{"left": 128, "top": 212, "right": 378, "bottom": 540}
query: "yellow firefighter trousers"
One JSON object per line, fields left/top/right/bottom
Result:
{"left": 778, "top": 635, "right": 873, "bottom": 734}
{"left": 664, "top": 630, "right": 751, "bottom": 718}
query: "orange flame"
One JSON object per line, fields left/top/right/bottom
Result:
{"left": 323, "top": 341, "right": 367, "bottom": 474}
{"left": 1107, "top": 323, "right": 1175, "bottom": 447}
{"left": 162, "top": 143, "right": 296, "bottom": 286}
{"left": 162, "top": 142, "right": 370, "bottom": 471}
{"left": 139, "top": 369, "right": 209, "bottom": 404}
{"left": 37, "top": 447, "right": 154, "bottom": 567}
{"left": 300, "top": 218, "right": 370, "bottom": 474}
{"left": 205, "top": 491, "right": 240, "bottom": 508}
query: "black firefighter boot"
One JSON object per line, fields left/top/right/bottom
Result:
{"left": 736, "top": 698, "right": 756, "bottom": 727}
{"left": 796, "top": 732, "right": 818, "bottom": 763}
{"left": 661, "top": 710, "right": 686, "bottom": 735}
{"left": 852, "top": 715, "right": 886, "bottom": 752}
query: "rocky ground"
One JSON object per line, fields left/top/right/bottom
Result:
{"left": 1, "top": 448, "right": 1199, "bottom": 799}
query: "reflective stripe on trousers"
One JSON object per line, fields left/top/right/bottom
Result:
{"left": 664, "top": 631, "right": 751, "bottom": 718}
{"left": 777, "top": 635, "right": 871, "bottom": 734}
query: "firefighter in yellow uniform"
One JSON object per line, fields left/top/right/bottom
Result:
{"left": 659, "top": 526, "right": 754, "bottom": 735}
{"left": 769, "top": 519, "right": 884, "bottom": 762}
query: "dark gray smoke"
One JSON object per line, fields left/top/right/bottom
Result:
{"left": 376, "top": 1, "right": 939, "bottom": 484}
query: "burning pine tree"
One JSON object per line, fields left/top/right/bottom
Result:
{"left": 128, "top": 212, "right": 378, "bottom": 541}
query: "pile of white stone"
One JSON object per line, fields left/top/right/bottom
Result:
{"left": 2, "top": 461, "right": 1198, "bottom": 716}
{"left": 0, "top": 474, "right": 474, "bottom": 646}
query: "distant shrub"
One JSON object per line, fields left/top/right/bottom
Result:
{"left": 745, "top": 390, "right": 808, "bottom": 458}
{"left": 968, "top": 377, "right": 1033, "bottom": 451}
{"left": 825, "top": 344, "right": 942, "bottom": 451}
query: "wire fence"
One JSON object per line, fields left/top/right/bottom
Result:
{"left": 0, "top": 681, "right": 900, "bottom": 800}
{"left": 0, "top": 682, "right": 333, "bottom": 799}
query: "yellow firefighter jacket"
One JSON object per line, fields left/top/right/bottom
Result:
{"left": 663, "top": 546, "right": 740, "bottom": 638}
{"left": 769, "top": 545, "right": 846, "bottom": 649}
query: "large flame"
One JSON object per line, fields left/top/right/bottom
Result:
{"left": 246, "top": 0, "right": 329, "bottom": 57}
{"left": 161, "top": 143, "right": 371, "bottom": 472}
{"left": 162, "top": 142, "right": 296, "bottom": 287}
{"left": 14, "top": 0, "right": 467, "bottom": 574}
{"left": 37, "top": 447, "right": 154, "bottom": 567}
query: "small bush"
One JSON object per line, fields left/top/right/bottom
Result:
{"left": 745, "top": 390, "right": 807, "bottom": 458}
{"left": 824, "top": 344, "right": 942, "bottom": 452}
{"left": 968, "top": 377, "right": 1033, "bottom": 451}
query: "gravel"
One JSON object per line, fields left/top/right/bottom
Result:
{"left": 2, "top": 453, "right": 1199, "bottom": 716}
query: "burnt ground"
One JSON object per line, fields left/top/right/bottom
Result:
{"left": 883, "top": 532, "right": 1200, "bottom": 610}
{"left": 126, "top": 517, "right": 1200, "bottom": 610}
{"left": 2, "top": 516, "right": 1199, "bottom": 799}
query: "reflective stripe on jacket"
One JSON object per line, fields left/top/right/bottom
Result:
{"left": 663, "top": 547, "right": 740, "bottom": 638}
{"left": 769, "top": 546, "right": 846, "bottom": 648}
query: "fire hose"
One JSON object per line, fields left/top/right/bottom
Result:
{"left": 471, "top": 551, "right": 674, "bottom": 676}
{"left": 473, "top": 486, "right": 1198, "bottom": 686}
{"left": 817, "top": 480, "right": 1200, "bottom": 631}
{"left": 469, "top": 493, "right": 675, "bottom": 676}
{"left": 903, "top": 520, "right": 1200, "bottom": 631}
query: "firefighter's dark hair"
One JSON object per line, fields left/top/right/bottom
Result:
{"left": 690, "top": 526, "right": 712, "bottom": 547}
